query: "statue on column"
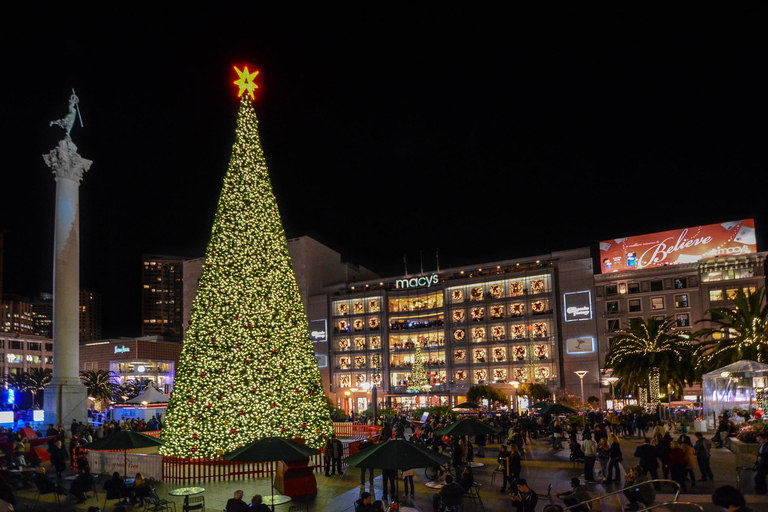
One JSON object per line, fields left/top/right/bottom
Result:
{"left": 44, "top": 89, "right": 91, "bottom": 182}
{"left": 50, "top": 89, "right": 83, "bottom": 137}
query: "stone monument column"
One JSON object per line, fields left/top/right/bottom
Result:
{"left": 42, "top": 91, "right": 92, "bottom": 427}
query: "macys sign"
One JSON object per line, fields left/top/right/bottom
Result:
{"left": 395, "top": 274, "right": 439, "bottom": 289}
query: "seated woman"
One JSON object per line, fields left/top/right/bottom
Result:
{"left": 69, "top": 467, "right": 95, "bottom": 504}
{"left": 130, "top": 472, "right": 151, "bottom": 504}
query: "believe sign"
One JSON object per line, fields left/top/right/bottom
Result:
{"left": 564, "top": 291, "right": 593, "bottom": 322}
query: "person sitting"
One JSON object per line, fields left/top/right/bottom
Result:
{"left": 354, "top": 491, "right": 373, "bottom": 512}
{"left": 129, "top": 473, "right": 150, "bottom": 504}
{"left": 371, "top": 500, "right": 385, "bottom": 511}
{"left": 103, "top": 472, "right": 126, "bottom": 500}
{"left": 623, "top": 466, "right": 656, "bottom": 511}
{"left": 432, "top": 474, "right": 464, "bottom": 511}
{"left": 711, "top": 485, "right": 753, "bottom": 512}
{"left": 556, "top": 477, "right": 590, "bottom": 512}
{"left": 226, "top": 490, "right": 249, "bottom": 512}
{"left": 70, "top": 467, "right": 96, "bottom": 504}
{"left": 249, "top": 494, "right": 270, "bottom": 511}
{"left": 34, "top": 466, "right": 67, "bottom": 496}
{"left": 459, "top": 466, "right": 475, "bottom": 492}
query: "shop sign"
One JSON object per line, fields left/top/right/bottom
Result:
{"left": 564, "top": 291, "right": 593, "bottom": 322}
{"left": 114, "top": 345, "right": 130, "bottom": 354}
{"left": 315, "top": 354, "right": 328, "bottom": 368}
{"left": 395, "top": 273, "right": 439, "bottom": 289}
{"left": 309, "top": 319, "right": 327, "bottom": 343}
{"left": 600, "top": 219, "right": 757, "bottom": 273}
{"left": 566, "top": 337, "right": 595, "bottom": 354}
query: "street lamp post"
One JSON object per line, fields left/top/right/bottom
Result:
{"left": 575, "top": 371, "right": 588, "bottom": 413}
{"left": 606, "top": 377, "right": 618, "bottom": 410}
{"left": 511, "top": 380, "right": 520, "bottom": 413}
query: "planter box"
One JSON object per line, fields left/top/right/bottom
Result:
{"left": 692, "top": 419, "right": 708, "bottom": 432}
{"left": 727, "top": 437, "right": 759, "bottom": 468}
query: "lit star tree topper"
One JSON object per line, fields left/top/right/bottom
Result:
{"left": 233, "top": 65, "right": 259, "bottom": 100}
{"left": 160, "top": 68, "right": 333, "bottom": 458}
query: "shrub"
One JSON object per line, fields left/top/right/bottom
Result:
{"left": 736, "top": 421, "right": 768, "bottom": 443}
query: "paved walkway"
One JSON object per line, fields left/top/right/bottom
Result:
{"left": 15, "top": 432, "right": 768, "bottom": 511}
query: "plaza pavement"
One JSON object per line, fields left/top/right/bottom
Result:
{"left": 15, "top": 431, "right": 768, "bottom": 511}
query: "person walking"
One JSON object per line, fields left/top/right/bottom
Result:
{"left": 324, "top": 434, "right": 343, "bottom": 476}
{"left": 634, "top": 438, "right": 661, "bottom": 491}
{"left": 694, "top": 432, "right": 714, "bottom": 482}
{"left": 581, "top": 433, "right": 597, "bottom": 483}
{"left": 680, "top": 435, "right": 697, "bottom": 488}
{"left": 606, "top": 434, "right": 623, "bottom": 483}
{"left": 597, "top": 437, "right": 610, "bottom": 480}
{"left": 668, "top": 441, "right": 688, "bottom": 492}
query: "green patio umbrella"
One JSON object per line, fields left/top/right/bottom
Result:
{"left": 224, "top": 437, "right": 318, "bottom": 511}
{"left": 86, "top": 430, "right": 164, "bottom": 478}
{"left": 538, "top": 403, "right": 577, "bottom": 415}
{"left": 433, "top": 418, "right": 501, "bottom": 437}
{"left": 530, "top": 401, "right": 550, "bottom": 410}
{"left": 344, "top": 439, "right": 451, "bottom": 508}
{"left": 453, "top": 402, "right": 480, "bottom": 410}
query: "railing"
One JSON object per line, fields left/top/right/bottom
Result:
{"left": 162, "top": 452, "right": 325, "bottom": 483}
{"left": 332, "top": 422, "right": 382, "bottom": 438}
{"left": 563, "top": 480, "right": 681, "bottom": 512}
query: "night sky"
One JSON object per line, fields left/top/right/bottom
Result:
{"left": 1, "top": 5, "right": 765, "bottom": 337}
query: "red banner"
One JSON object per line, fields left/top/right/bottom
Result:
{"left": 599, "top": 219, "right": 757, "bottom": 273}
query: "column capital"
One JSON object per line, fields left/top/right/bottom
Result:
{"left": 43, "top": 137, "right": 92, "bottom": 183}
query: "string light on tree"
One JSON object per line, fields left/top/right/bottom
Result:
{"left": 161, "top": 66, "right": 332, "bottom": 458}
{"left": 407, "top": 343, "right": 430, "bottom": 393}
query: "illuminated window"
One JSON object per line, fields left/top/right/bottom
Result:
{"left": 743, "top": 286, "right": 757, "bottom": 296}
{"left": 726, "top": 288, "right": 739, "bottom": 300}
{"left": 709, "top": 290, "right": 724, "bottom": 302}
{"left": 651, "top": 297, "right": 665, "bottom": 310}
{"left": 674, "top": 278, "right": 688, "bottom": 289}
{"left": 676, "top": 314, "right": 690, "bottom": 328}
{"left": 675, "top": 294, "right": 689, "bottom": 308}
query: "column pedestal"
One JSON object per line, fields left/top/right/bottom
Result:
{"left": 44, "top": 383, "right": 88, "bottom": 427}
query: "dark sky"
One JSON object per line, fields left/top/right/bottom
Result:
{"left": 1, "top": 5, "right": 766, "bottom": 337}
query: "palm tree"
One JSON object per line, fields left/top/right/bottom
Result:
{"left": 80, "top": 370, "right": 119, "bottom": 409}
{"left": 25, "top": 368, "right": 52, "bottom": 408}
{"left": 606, "top": 317, "right": 694, "bottom": 409}
{"left": 3, "top": 372, "right": 30, "bottom": 406}
{"left": 694, "top": 287, "right": 768, "bottom": 371}
{"left": 119, "top": 378, "right": 155, "bottom": 401}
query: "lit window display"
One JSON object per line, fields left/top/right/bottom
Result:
{"left": 454, "top": 329, "right": 466, "bottom": 341}
{"left": 513, "top": 367, "right": 527, "bottom": 381}
{"left": 356, "top": 373, "right": 367, "bottom": 385}
{"left": 510, "top": 303, "right": 525, "bottom": 317}
{"left": 388, "top": 292, "right": 444, "bottom": 312}
{"left": 532, "top": 322, "right": 549, "bottom": 338}
{"left": 354, "top": 337, "right": 366, "bottom": 350}
{"left": 451, "top": 289, "right": 464, "bottom": 303}
{"left": 726, "top": 288, "right": 739, "bottom": 300}
{"left": 335, "top": 302, "right": 350, "bottom": 316}
{"left": 511, "top": 324, "right": 526, "bottom": 339}
{"left": 494, "top": 368, "right": 507, "bottom": 382}
{"left": 472, "top": 327, "right": 486, "bottom": 342}
{"left": 471, "top": 307, "right": 484, "bottom": 321}
{"left": 338, "top": 338, "right": 350, "bottom": 351}
{"left": 353, "top": 319, "right": 365, "bottom": 331}
{"left": 454, "top": 349, "right": 466, "bottom": 362}
{"left": 368, "top": 299, "right": 381, "bottom": 312}
{"left": 493, "top": 347, "right": 506, "bottom": 362}
{"left": 370, "top": 336, "right": 381, "bottom": 349}
{"left": 490, "top": 304, "right": 504, "bottom": 319}
{"left": 389, "top": 314, "right": 444, "bottom": 330}
{"left": 391, "top": 372, "right": 411, "bottom": 387}
{"left": 512, "top": 345, "right": 526, "bottom": 361}
{"left": 353, "top": 301, "right": 365, "bottom": 314}
{"left": 491, "top": 325, "right": 505, "bottom": 340}
{"left": 452, "top": 309, "right": 465, "bottom": 323}
{"left": 455, "top": 370, "right": 467, "bottom": 381}
{"left": 470, "top": 286, "right": 484, "bottom": 301}
{"left": 339, "top": 375, "right": 351, "bottom": 388}
{"left": 355, "top": 356, "right": 366, "bottom": 368}
{"left": 534, "top": 344, "right": 549, "bottom": 359}
{"left": 474, "top": 348, "right": 486, "bottom": 363}
{"left": 369, "top": 317, "right": 380, "bottom": 330}
{"left": 474, "top": 369, "right": 487, "bottom": 383}
{"left": 509, "top": 280, "right": 525, "bottom": 296}
{"left": 338, "top": 357, "right": 350, "bottom": 370}
{"left": 390, "top": 332, "right": 444, "bottom": 350}
{"left": 531, "top": 300, "right": 547, "bottom": 314}
{"left": 489, "top": 284, "right": 504, "bottom": 299}
{"left": 535, "top": 367, "right": 550, "bottom": 380}
{"left": 530, "top": 279, "right": 547, "bottom": 294}
{"left": 338, "top": 320, "right": 350, "bottom": 333}
{"left": 371, "top": 354, "right": 381, "bottom": 368}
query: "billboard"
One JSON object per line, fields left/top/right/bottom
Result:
{"left": 563, "top": 291, "right": 593, "bottom": 322}
{"left": 599, "top": 219, "right": 757, "bottom": 273}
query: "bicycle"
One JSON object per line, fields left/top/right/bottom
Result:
{"left": 424, "top": 462, "right": 454, "bottom": 481}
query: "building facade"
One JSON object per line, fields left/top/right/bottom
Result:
{"left": 141, "top": 256, "right": 186, "bottom": 341}
{"left": 0, "top": 332, "right": 53, "bottom": 377}
{"left": 80, "top": 337, "right": 183, "bottom": 394}
{"left": 79, "top": 290, "right": 102, "bottom": 342}
{"left": 321, "top": 248, "right": 601, "bottom": 413}
{"left": 1, "top": 295, "right": 34, "bottom": 335}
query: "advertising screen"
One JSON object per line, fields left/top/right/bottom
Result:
{"left": 599, "top": 219, "right": 757, "bottom": 273}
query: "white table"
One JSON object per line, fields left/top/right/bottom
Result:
{"left": 469, "top": 462, "right": 484, "bottom": 468}
{"left": 425, "top": 481, "right": 444, "bottom": 489}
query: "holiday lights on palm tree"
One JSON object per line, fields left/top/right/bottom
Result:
{"left": 694, "top": 287, "right": 768, "bottom": 371}
{"left": 161, "top": 67, "right": 332, "bottom": 458}
{"left": 408, "top": 343, "right": 431, "bottom": 393}
{"left": 606, "top": 317, "right": 694, "bottom": 410}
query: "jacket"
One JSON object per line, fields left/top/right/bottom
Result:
{"left": 634, "top": 444, "right": 659, "bottom": 469}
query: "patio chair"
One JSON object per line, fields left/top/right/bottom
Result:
{"left": 184, "top": 495, "right": 205, "bottom": 512}
{"left": 536, "top": 483, "right": 554, "bottom": 504}
{"left": 32, "top": 481, "right": 62, "bottom": 511}
{"left": 465, "top": 482, "right": 485, "bottom": 511}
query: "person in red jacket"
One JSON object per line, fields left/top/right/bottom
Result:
{"left": 667, "top": 441, "right": 687, "bottom": 492}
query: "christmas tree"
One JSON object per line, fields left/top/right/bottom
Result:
{"left": 161, "top": 68, "right": 332, "bottom": 458}
{"left": 408, "top": 343, "right": 430, "bottom": 392}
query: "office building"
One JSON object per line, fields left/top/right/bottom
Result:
{"left": 79, "top": 290, "right": 102, "bottom": 342}
{"left": 141, "top": 255, "right": 186, "bottom": 341}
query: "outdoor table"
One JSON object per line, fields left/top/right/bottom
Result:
{"left": 169, "top": 486, "right": 205, "bottom": 508}
{"left": 469, "top": 461, "right": 484, "bottom": 468}
{"left": 425, "top": 481, "right": 444, "bottom": 489}
{"left": 263, "top": 494, "right": 291, "bottom": 506}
